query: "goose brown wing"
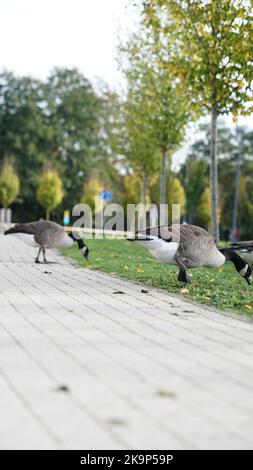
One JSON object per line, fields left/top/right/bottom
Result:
{"left": 143, "top": 224, "right": 212, "bottom": 243}
{"left": 4, "top": 221, "right": 41, "bottom": 236}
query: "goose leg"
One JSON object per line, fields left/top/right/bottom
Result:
{"left": 175, "top": 254, "right": 191, "bottom": 284}
{"left": 35, "top": 247, "right": 42, "bottom": 263}
{"left": 42, "top": 248, "right": 48, "bottom": 264}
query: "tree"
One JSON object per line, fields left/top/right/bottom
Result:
{"left": 80, "top": 177, "right": 103, "bottom": 214}
{"left": 0, "top": 72, "right": 49, "bottom": 219}
{"left": 179, "top": 123, "right": 253, "bottom": 236}
{"left": 198, "top": 187, "right": 211, "bottom": 229}
{"left": 168, "top": 176, "right": 186, "bottom": 219}
{"left": 120, "top": 34, "right": 189, "bottom": 208}
{"left": 142, "top": 0, "right": 253, "bottom": 241}
{"left": 0, "top": 162, "right": 20, "bottom": 216}
{"left": 37, "top": 170, "right": 63, "bottom": 220}
{"left": 45, "top": 68, "right": 102, "bottom": 210}
{"left": 0, "top": 68, "right": 104, "bottom": 220}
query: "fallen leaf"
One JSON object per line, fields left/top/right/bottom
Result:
{"left": 244, "top": 304, "right": 253, "bottom": 311}
{"left": 124, "top": 265, "right": 129, "bottom": 270}
{"left": 136, "top": 267, "right": 144, "bottom": 273}
{"left": 157, "top": 390, "right": 177, "bottom": 399}
{"left": 180, "top": 288, "right": 189, "bottom": 295}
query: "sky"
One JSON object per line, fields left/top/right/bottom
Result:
{"left": 0, "top": 0, "right": 134, "bottom": 89}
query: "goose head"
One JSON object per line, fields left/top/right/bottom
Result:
{"left": 220, "top": 248, "right": 252, "bottom": 285}
{"left": 68, "top": 232, "right": 89, "bottom": 260}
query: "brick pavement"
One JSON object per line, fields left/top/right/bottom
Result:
{"left": 0, "top": 234, "right": 253, "bottom": 449}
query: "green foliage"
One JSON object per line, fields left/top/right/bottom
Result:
{"left": 142, "top": 0, "right": 253, "bottom": 239}
{"left": 180, "top": 123, "right": 253, "bottom": 237}
{"left": 198, "top": 187, "right": 211, "bottom": 228}
{"left": 168, "top": 176, "right": 186, "bottom": 216}
{"left": 143, "top": 0, "right": 253, "bottom": 116}
{"left": 0, "top": 163, "right": 20, "bottom": 208}
{"left": 80, "top": 177, "right": 103, "bottom": 214}
{"left": 0, "top": 68, "right": 102, "bottom": 220}
{"left": 119, "top": 33, "right": 189, "bottom": 204}
{"left": 37, "top": 170, "right": 63, "bottom": 220}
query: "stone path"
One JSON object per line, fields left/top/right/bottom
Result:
{"left": 0, "top": 233, "right": 253, "bottom": 449}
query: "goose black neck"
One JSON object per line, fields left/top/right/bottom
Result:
{"left": 68, "top": 232, "right": 85, "bottom": 249}
{"left": 219, "top": 248, "right": 246, "bottom": 272}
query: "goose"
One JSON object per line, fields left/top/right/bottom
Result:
{"left": 230, "top": 240, "right": 253, "bottom": 266}
{"left": 4, "top": 219, "right": 89, "bottom": 264}
{"left": 127, "top": 224, "right": 252, "bottom": 284}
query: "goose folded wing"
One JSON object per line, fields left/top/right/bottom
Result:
{"left": 142, "top": 224, "right": 211, "bottom": 243}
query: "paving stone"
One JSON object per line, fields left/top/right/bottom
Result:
{"left": 0, "top": 234, "right": 253, "bottom": 449}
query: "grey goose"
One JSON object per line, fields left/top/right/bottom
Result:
{"left": 4, "top": 219, "right": 89, "bottom": 263}
{"left": 128, "top": 224, "right": 252, "bottom": 284}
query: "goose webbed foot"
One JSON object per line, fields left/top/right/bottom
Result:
{"left": 35, "top": 247, "right": 42, "bottom": 264}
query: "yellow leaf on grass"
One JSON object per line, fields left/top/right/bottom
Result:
{"left": 136, "top": 267, "right": 144, "bottom": 273}
{"left": 244, "top": 304, "right": 253, "bottom": 311}
{"left": 124, "top": 265, "right": 129, "bottom": 270}
{"left": 180, "top": 288, "right": 189, "bottom": 295}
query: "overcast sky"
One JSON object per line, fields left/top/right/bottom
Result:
{"left": 0, "top": 0, "right": 134, "bottom": 89}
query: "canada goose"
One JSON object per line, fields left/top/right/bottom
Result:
{"left": 4, "top": 219, "right": 89, "bottom": 264}
{"left": 127, "top": 224, "right": 252, "bottom": 284}
{"left": 230, "top": 240, "right": 253, "bottom": 266}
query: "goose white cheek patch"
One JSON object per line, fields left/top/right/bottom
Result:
{"left": 240, "top": 265, "right": 249, "bottom": 276}
{"left": 80, "top": 247, "right": 88, "bottom": 256}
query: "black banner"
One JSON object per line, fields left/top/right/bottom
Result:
{"left": 0, "top": 450, "right": 251, "bottom": 467}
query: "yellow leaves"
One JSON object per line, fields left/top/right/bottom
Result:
{"left": 136, "top": 267, "right": 144, "bottom": 273}
{"left": 0, "top": 163, "right": 20, "bottom": 208}
{"left": 244, "top": 304, "right": 253, "bottom": 312}
{"left": 124, "top": 265, "right": 129, "bottom": 270}
{"left": 180, "top": 288, "right": 189, "bottom": 295}
{"left": 37, "top": 169, "right": 63, "bottom": 218}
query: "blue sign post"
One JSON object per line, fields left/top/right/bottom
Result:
{"left": 99, "top": 190, "right": 113, "bottom": 202}
{"left": 63, "top": 210, "right": 70, "bottom": 225}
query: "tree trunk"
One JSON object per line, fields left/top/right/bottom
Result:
{"left": 46, "top": 208, "right": 50, "bottom": 221}
{"left": 139, "top": 175, "right": 148, "bottom": 230}
{"left": 210, "top": 105, "right": 219, "bottom": 242}
{"left": 232, "top": 145, "right": 242, "bottom": 236}
{"left": 142, "top": 174, "right": 148, "bottom": 205}
{"left": 160, "top": 146, "right": 167, "bottom": 206}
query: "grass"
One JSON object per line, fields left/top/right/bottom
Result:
{"left": 60, "top": 238, "right": 253, "bottom": 317}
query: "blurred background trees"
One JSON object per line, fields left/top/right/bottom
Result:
{"left": 1, "top": 1, "right": 253, "bottom": 240}
{"left": 37, "top": 169, "right": 63, "bottom": 220}
{"left": 0, "top": 161, "right": 20, "bottom": 221}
